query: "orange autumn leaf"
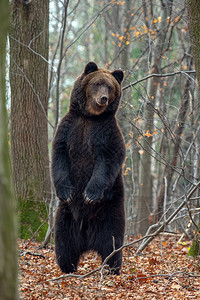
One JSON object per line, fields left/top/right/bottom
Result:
{"left": 144, "top": 130, "right": 153, "bottom": 137}
{"left": 158, "top": 16, "right": 162, "bottom": 23}
{"left": 135, "top": 31, "right": 140, "bottom": 37}
{"left": 18, "top": 234, "right": 200, "bottom": 299}
{"left": 136, "top": 272, "right": 148, "bottom": 283}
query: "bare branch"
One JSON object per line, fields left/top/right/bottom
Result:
{"left": 19, "top": 251, "right": 45, "bottom": 259}
{"left": 9, "top": 35, "right": 57, "bottom": 76}
{"left": 123, "top": 70, "right": 196, "bottom": 91}
{"left": 136, "top": 180, "right": 200, "bottom": 254}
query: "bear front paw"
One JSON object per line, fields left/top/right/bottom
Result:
{"left": 83, "top": 188, "right": 104, "bottom": 204}
{"left": 83, "top": 193, "right": 96, "bottom": 205}
{"left": 56, "top": 186, "right": 74, "bottom": 203}
{"left": 64, "top": 194, "right": 73, "bottom": 204}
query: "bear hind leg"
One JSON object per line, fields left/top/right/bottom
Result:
{"left": 55, "top": 242, "right": 80, "bottom": 274}
{"left": 88, "top": 217, "right": 124, "bottom": 275}
{"left": 100, "top": 239, "right": 123, "bottom": 275}
{"left": 55, "top": 206, "right": 85, "bottom": 274}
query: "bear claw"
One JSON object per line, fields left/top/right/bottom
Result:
{"left": 64, "top": 196, "right": 72, "bottom": 204}
{"left": 84, "top": 194, "right": 95, "bottom": 205}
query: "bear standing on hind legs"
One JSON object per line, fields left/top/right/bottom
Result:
{"left": 51, "top": 62, "right": 126, "bottom": 275}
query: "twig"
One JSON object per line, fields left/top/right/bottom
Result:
{"left": 163, "top": 271, "right": 200, "bottom": 293}
{"left": 136, "top": 181, "right": 200, "bottom": 254}
{"left": 122, "top": 70, "right": 196, "bottom": 91}
{"left": 20, "top": 250, "right": 45, "bottom": 259}
{"left": 163, "top": 177, "right": 168, "bottom": 224}
{"left": 48, "top": 226, "right": 200, "bottom": 283}
{"left": 62, "top": 1, "right": 119, "bottom": 58}
{"left": 9, "top": 34, "right": 57, "bottom": 76}
{"left": 173, "top": 123, "right": 200, "bottom": 192}
{"left": 48, "top": 233, "right": 166, "bottom": 282}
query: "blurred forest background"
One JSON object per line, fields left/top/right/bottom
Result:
{"left": 2, "top": 0, "right": 200, "bottom": 265}
{"left": 1, "top": 0, "right": 200, "bottom": 297}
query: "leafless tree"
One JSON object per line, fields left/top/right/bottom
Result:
{"left": 9, "top": 0, "right": 51, "bottom": 239}
{"left": 0, "top": 0, "right": 18, "bottom": 298}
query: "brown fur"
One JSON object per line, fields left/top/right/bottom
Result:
{"left": 52, "top": 62, "right": 125, "bottom": 275}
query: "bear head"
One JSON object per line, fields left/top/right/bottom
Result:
{"left": 69, "top": 62, "right": 124, "bottom": 118}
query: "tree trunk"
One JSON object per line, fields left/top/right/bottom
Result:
{"left": 0, "top": 1, "right": 18, "bottom": 298}
{"left": 137, "top": 78, "right": 157, "bottom": 235}
{"left": 118, "top": 0, "right": 133, "bottom": 235}
{"left": 9, "top": 0, "right": 51, "bottom": 240}
{"left": 187, "top": 0, "right": 200, "bottom": 257}
{"left": 187, "top": 0, "right": 200, "bottom": 88}
{"left": 156, "top": 76, "right": 191, "bottom": 220}
{"left": 137, "top": 0, "right": 173, "bottom": 235}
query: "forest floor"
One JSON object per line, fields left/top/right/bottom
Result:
{"left": 19, "top": 235, "right": 200, "bottom": 300}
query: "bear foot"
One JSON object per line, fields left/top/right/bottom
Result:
{"left": 59, "top": 262, "right": 77, "bottom": 274}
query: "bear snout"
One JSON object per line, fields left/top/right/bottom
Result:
{"left": 98, "top": 95, "right": 108, "bottom": 106}
{"left": 101, "top": 95, "right": 108, "bottom": 104}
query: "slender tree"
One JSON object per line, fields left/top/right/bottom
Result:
{"left": 187, "top": 0, "right": 200, "bottom": 257}
{"left": 9, "top": 0, "right": 51, "bottom": 239}
{"left": 187, "top": 0, "right": 200, "bottom": 89}
{"left": 0, "top": 0, "right": 18, "bottom": 298}
{"left": 137, "top": 0, "right": 174, "bottom": 235}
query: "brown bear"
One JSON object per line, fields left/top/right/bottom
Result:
{"left": 51, "top": 62, "right": 125, "bottom": 275}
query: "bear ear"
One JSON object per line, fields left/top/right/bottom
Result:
{"left": 112, "top": 70, "right": 124, "bottom": 84}
{"left": 84, "top": 62, "right": 98, "bottom": 75}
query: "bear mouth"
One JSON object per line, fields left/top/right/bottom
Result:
{"left": 85, "top": 97, "right": 108, "bottom": 115}
{"left": 87, "top": 101, "right": 107, "bottom": 115}
{"left": 96, "top": 99, "right": 108, "bottom": 107}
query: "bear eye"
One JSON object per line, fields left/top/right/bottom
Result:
{"left": 108, "top": 85, "right": 112, "bottom": 92}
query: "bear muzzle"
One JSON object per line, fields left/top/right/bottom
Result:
{"left": 96, "top": 95, "right": 108, "bottom": 106}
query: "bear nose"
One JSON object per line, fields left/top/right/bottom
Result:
{"left": 100, "top": 95, "right": 108, "bottom": 104}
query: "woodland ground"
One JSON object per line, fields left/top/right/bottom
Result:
{"left": 19, "top": 235, "right": 200, "bottom": 299}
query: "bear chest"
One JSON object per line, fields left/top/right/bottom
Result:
{"left": 68, "top": 118, "right": 110, "bottom": 156}
{"left": 68, "top": 126, "right": 93, "bottom": 158}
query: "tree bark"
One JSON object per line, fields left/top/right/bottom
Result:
{"left": 156, "top": 76, "right": 191, "bottom": 220}
{"left": 137, "top": 0, "right": 173, "bottom": 235}
{"left": 187, "top": 0, "right": 200, "bottom": 257}
{"left": 187, "top": 0, "right": 200, "bottom": 88}
{"left": 9, "top": 0, "right": 51, "bottom": 239}
{"left": 0, "top": 1, "right": 18, "bottom": 298}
